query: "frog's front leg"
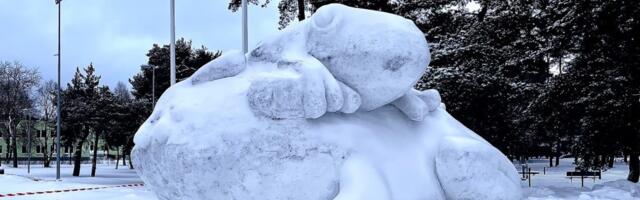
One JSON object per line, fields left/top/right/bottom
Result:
{"left": 247, "top": 56, "right": 362, "bottom": 119}
{"left": 391, "top": 89, "right": 442, "bottom": 121}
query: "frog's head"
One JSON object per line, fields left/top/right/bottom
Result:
{"left": 306, "top": 4, "right": 431, "bottom": 110}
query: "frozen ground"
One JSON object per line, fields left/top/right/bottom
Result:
{"left": 521, "top": 158, "right": 640, "bottom": 199}
{"left": 0, "top": 163, "right": 156, "bottom": 199}
{"left": 0, "top": 159, "right": 638, "bottom": 199}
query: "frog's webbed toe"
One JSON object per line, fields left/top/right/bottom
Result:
{"left": 391, "top": 89, "right": 442, "bottom": 121}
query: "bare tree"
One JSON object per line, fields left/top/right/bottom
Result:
{"left": 37, "top": 80, "right": 56, "bottom": 167}
{"left": 114, "top": 81, "right": 131, "bottom": 102}
{"left": 0, "top": 61, "right": 41, "bottom": 168}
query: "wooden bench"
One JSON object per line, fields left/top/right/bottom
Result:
{"left": 566, "top": 170, "right": 601, "bottom": 187}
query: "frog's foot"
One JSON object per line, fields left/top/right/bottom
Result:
{"left": 435, "top": 136, "right": 522, "bottom": 200}
{"left": 390, "top": 89, "right": 442, "bottom": 121}
{"left": 247, "top": 56, "right": 362, "bottom": 119}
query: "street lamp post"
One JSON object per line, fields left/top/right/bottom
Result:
{"left": 241, "top": 0, "right": 248, "bottom": 53}
{"left": 141, "top": 65, "right": 158, "bottom": 106}
{"left": 55, "top": 0, "right": 62, "bottom": 180}
{"left": 170, "top": 0, "right": 176, "bottom": 85}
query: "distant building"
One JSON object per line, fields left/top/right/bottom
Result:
{"left": 0, "top": 120, "right": 110, "bottom": 164}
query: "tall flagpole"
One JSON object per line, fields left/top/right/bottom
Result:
{"left": 242, "top": 0, "right": 248, "bottom": 53}
{"left": 170, "top": 0, "right": 176, "bottom": 85}
{"left": 55, "top": 0, "right": 62, "bottom": 180}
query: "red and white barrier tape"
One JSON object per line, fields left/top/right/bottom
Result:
{"left": 0, "top": 183, "right": 144, "bottom": 198}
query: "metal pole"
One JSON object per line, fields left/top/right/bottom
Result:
{"left": 152, "top": 68, "right": 155, "bottom": 106}
{"left": 242, "top": 0, "right": 248, "bottom": 53}
{"left": 55, "top": 0, "right": 62, "bottom": 180}
{"left": 27, "top": 112, "right": 31, "bottom": 174}
{"left": 527, "top": 168, "right": 531, "bottom": 187}
{"left": 169, "top": 0, "right": 176, "bottom": 85}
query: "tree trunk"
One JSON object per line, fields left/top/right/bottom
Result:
{"left": 549, "top": 155, "right": 553, "bottom": 167}
{"left": 297, "top": 0, "right": 305, "bottom": 21}
{"left": 72, "top": 142, "right": 84, "bottom": 177}
{"left": 91, "top": 133, "right": 99, "bottom": 177}
{"left": 128, "top": 151, "right": 134, "bottom": 169}
{"left": 47, "top": 138, "right": 55, "bottom": 167}
{"left": 122, "top": 151, "right": 127, "bottom": 166}
{"left": 627, "top": 153, "right": 639, "bottom": 183}
{"left": 105, "top": 143, "right": 110, "bottom": 165}
{"left": 608, "top": 156, "right": 614, "bottom": 168}
{"left": 43, "top": 122, "right": 50, "bottom": 168}
{"left": 6, "top": 141, "right": 13, "bottom": 165}
{"left": 10, "top": 117, "right": 18, "bottom": 168}
{"left": 115, "top": 148, "right": 119, "bottom": 170}
{"left": 69, "top": 146, "right": 73, "bottom": 165}
{"left": 477, "top": 1, "right": 489, "bottom": 22}
{"left": 3, "top": 136, "right": 10, "bottom": 165}
{"left": 555, "top": 155, "right": 560, "bottom": 167}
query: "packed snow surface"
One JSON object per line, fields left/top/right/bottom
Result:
{"left": 132, "top": 4, "right": 520, "bottom": 200}
{"left": 1, "top": 161, "right": 638, "bottom": 199}
{"left": 0, "top": 164, "right": 155, "bottom": 200}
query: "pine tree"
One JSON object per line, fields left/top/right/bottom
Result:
{"left": 91, "top": 86, "right": 116, "bottom": 177}
{"left": 61, "top": 63, "right": 101, "bottom": 177}
{"left": 130, "top": 39, "right": 220, "bottom": 101}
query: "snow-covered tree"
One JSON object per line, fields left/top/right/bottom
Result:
{"left": 130, "top": 38, "right": 220, "bottom": 102}
{"left": 0, "top": 61, "right": 41, "bottom": 168}
{"left": 61, "top": 63, "right": 101, "bottom": 177}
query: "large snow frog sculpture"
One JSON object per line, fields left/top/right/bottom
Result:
{"left": 133, "top": 4, "right": 522, "bottom": 200}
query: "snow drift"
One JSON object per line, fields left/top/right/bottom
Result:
{"left": 132, "top": 4, "right": 522, "bottom": 200}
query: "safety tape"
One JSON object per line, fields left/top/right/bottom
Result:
{"left": 0, "top": 183, "right": 144, "bottom": 198}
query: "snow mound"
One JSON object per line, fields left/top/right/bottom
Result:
{"left": 584, "top": 180, "right": 640, "bottom": 199}
{"left": 132, "top": 4, "right": 521, "bottom": 200}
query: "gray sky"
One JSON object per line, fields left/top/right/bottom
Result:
{"left": 0, "top": 0, "right": 280, "bottom": 88}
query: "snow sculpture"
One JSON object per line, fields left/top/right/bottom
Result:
{"left": 132, "top": 4, "right": 522, "bottom": 200}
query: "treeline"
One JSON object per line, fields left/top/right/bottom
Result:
{"left": 0, "top": 39, "right": 219, "bottom": 177}
{"left": 230, "top": 0, "right": 640, "bottom": 181}
{"left": 60, "top": 64, "right": 146, "bottom": 176}
{"left": 0, "top": 60, "right": 144, "bottom": 176}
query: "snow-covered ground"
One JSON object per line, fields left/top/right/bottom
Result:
{"left": 521, "top": 158, "right": 640, "bottom": 199}
{"left": 0, "top": 163, "right": 156, "bottom": 199}
{"left": 0, "top": 159, "right": 638, "bottom": 199}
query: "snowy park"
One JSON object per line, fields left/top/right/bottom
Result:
{"left": 1, "top": 159, "right": 639, "bottom": 199}
{"left": 1, "top": 0, "right": 639, "bottom": 200}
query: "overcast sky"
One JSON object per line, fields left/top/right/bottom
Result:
{"left": 0, "top": 0, "right": 280, "bottom": 88}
